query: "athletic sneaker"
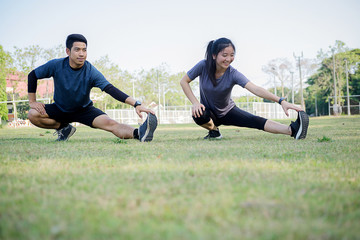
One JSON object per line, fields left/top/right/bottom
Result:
{"left": 290, "top": 111, "right": 309, "bottom": 140}
{"left": 204, "top": 129, "right": 222, "bottom": 140}
{"left": 54, "top": 124, "right": 76, "bottom": 141}
{"left": 139, "top": 113, "right": 158, "bottom": 142}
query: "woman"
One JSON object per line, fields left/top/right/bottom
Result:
{"left": 180, "top": 37, "right": 308, "bottom": 140}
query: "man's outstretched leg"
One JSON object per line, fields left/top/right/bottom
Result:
{"left": 92, "top": 113, "right": 158, "bottom": 142}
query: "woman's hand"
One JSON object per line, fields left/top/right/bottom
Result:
{"left": 192, "top": 103, "right": 206, "bottom": 118}
{"left": 281, "top": 101, "right": 303, "bottom": 116}
{"left": 180, "top": 74, "right": 205, "bottom": 117}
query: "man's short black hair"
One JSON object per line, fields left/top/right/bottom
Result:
{"left": 66, "top": 34, "right": 87, "bottom": 49}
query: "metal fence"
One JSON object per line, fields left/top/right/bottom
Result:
{"left": 328, "top": 95, "right": 360, "bottom": 115}
{"left": 238, "top": 102, "right": 299, "bottom": 119}
{"left": 106, "top": 102, "right": 299, "bottom": 125}
{"left": 106, "top": 107, "right": 193, "bottom": 125}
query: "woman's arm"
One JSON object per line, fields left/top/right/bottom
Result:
{"left": 244, "top": 81, "right": 303, "bottom": 116}
{"left": 180, "top": 74, "right": 205, "bottom": 117}
{"left": 244, "top": 81, "right": 280, "bottom": 102}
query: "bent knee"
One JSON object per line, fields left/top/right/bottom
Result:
{"left": 193, "top": 110, "right": 211, "bottom": 126}
{"left": 28, "top": 109, "right": 40, "bottom": 121}
{"left": 27, "top": 109, "right": 50, "bottom": 123}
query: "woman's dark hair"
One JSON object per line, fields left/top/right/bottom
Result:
{"left": 66, "top": 34, "right": 87, "bottom": 50}
{"left": 205, "top": 38, "right": 235, "bottom": 86}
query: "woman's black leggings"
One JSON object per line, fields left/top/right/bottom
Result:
{"left": 193, "top": 106, "right": 267, "bottom": 130}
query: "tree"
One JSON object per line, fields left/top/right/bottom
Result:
{"left": 43, "top": 44, "right": 66, "bottom": 61}
{"left": 10, "top": 45, "right": 64, "bottom": 101}
{"left": 12, "top": 45, "right": 44, "bottom": 74}
{"left": 92, "top": 55, "right": 133, "bottom": 110}
{"left": 263, "top": 57, "right": 318, "bottom": 109}
{"left": 262, "top": 58, "right": 293, "bottom": 98}
{"left": 0, "top": 45, "right": 13, "bottom": 122}
{"left": 165, "top": 71, "right": 189, "bottom": 106}
{"left": 136, "top": 64, "right": 170, "bottom": 105}
{"left": 349, "top": 60, "right": 360, "bottom": 96}
{"left": 305, "top": 41, "right": 360, "bottom": 115}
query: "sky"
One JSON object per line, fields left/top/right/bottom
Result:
{"left": 1, "top": 0, "right": 359, "bottom": 95}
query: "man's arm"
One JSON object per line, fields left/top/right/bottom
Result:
{"left": 28, "top": 70, "right": 37, "bottom": 93}
{"left": 28, "top": 70, "right": 46, "bottom": 115}
{"left": 103, "top": 84, "right": 155, "bottom": 118}
{"left": 103, "top": 84, "right": 130, "bottom": 104}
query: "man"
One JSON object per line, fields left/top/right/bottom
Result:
{"left": 28, "top": 34, "right": 157, "bottom": 142}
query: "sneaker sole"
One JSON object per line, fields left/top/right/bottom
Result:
{"left": 140, "top": 113, "right": 157, "bottom": 142}
{"left": 66, "top": 127, "right": 76, "bottom": 141}
{"left": 204, "top": 134, "right": 223, "bottom": 140}
{"left": 295, "top": 111, "right": 309, "bottom": 140}
{"left": 215, "top": 134, "right": 223, "bottom": 139}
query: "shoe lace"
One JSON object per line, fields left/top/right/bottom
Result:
{"left": 53, "top": 130, "right": 64, "bottom": 139}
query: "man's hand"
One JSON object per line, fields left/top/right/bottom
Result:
{"left": 135, "top": 105, "right": 156, "bottom": 119}
{"left": 29, "top": 101, "right": 46, "bottom": 115}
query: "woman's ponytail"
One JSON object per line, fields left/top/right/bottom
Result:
{"left": 205, "top": 40, "right": 217, "bottom": 86}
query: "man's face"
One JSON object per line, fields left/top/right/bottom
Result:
{"left": 66, "top": 42, "right": 87, "bottom": 68}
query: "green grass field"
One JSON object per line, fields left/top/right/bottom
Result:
{"left": 1, "top": 116, "right": 360, "bottom": 240}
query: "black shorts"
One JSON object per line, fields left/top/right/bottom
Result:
{"left": 193, "top": 106, "right": 267, "bottom": 130}
{"left": 45, "top": 103, "right": 106, "bottom": 128}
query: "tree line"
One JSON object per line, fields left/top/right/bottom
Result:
{"left": 1, "top": 40, "right": 359, "bottom": 122}
{"left": 306, "top": 41, "right": 360, "bottom": 115}
{"left": 262, "top": 40, "right": 360, "bottom": 115}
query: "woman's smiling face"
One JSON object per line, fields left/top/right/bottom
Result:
{"left": 213, "top": 45, "right": 235, "bottom": 71}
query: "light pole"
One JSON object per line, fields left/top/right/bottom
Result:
{"left": 271, "top": 67, "right": 277, "bottom": 96}
{"left": 315, "top": 93, "right": 318, "bottom": 117}
{"left": 293, "top": 52, "right": 305, "bottom": 110}
{"left": 12, "top": 88, "right": 17, "bottom": 121}
{"left": 162, "top": 85, "right": 171, "bottom": 112}
{"left": 344, "top": 58, "right": 350, "bottom": 115}
{"left": 271, "top": 67, "right": 277, "bottom": 119}
{"left": 132, "top": 80, "right": 136, "bottom": 99}
{"left": 157, "top": 70, "right": 161, "bottom": 123}
{"left": 331, "top": 48, "right": 339, "bottom": 115}
{"left": 290, "top": 71, "right": 294, "bottom": 104}
{"left": 163, "top": 84, "right": 165, "bottom": 110}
